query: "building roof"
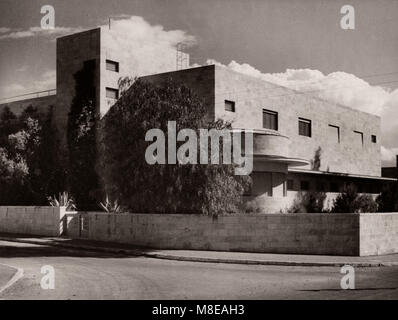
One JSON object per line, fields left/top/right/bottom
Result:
{"left": 289, "top": 168, "right": 397, "bottom": 181}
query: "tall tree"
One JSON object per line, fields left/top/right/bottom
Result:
{"left": 99, "top": 78, "right": 249, "bottom": 215}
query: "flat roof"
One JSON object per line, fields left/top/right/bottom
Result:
{"left": 288, "top": 168, "right": 397, "bottom": 182}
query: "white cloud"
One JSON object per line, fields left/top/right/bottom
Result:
{"left": 381, "top": 146, "right": 398, "bottom": 167}
{"left": 101, "top": 16, "right": 195, "bottom": 77}
{"left": 0, "top": 70, "right": 55, "bottom": 100}
{"left": 0, "top": 26, "right": 84, "bottom": 41}
{"left": 0, "top": 27, "right": 11, "bottom": 33}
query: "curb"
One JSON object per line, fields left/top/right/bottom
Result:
{"left": 0, "top": 236, "right": 389, "bottom": 268}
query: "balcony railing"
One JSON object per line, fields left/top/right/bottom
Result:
{"left": 0, "top": 89, "right": 56, "bottom": 104}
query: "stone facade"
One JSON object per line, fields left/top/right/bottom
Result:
{"left": 62, "top": 211, "right": 397, "bottom": 256}
{"left": 360, "top": 213, "right": 398, "bottom": 255}
{"left": 0, "top": 206, "right": 72, "bottom": 236}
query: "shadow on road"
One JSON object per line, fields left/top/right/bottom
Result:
{"left": 0, "top": 234, "right": 153, "bottom": 259}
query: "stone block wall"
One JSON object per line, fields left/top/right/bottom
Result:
{"left": 0, "top": 206, "right": 71, "bottom": 236}
{"left": 80, "top": 212, "right": 360, "bottom": 256}
{"left": 360, "top": 213, "right": 398, "bottom": 255}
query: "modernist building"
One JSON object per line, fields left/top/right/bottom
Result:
{"left": 0, "top": 27, "right": 396, "bottom": 212}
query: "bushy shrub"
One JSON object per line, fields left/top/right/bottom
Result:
{"left": 99, "top": 78, "right": 249, "bottom": 215}
{"left": 331, "top": 184, "right": 378, "bottom": 213}
{"left": 376, "top": 183, "right": 398, "bottom": 212}
{"left": 0, "top": 105, "right": 65, "bottom": 205}
{"left": 288, "top": 191, "right": 327, "bottom": 213}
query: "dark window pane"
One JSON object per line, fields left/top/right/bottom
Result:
{"left": 225, "top": 100, "right": 235, "bottom": 112}
{"left": 300, "top": 181, "right": 310, "bottom": 191}
{"left": 106, "top": 60, "right": 119, "bottom": 72}
{"left": 287, "top": 179, "right": 294, "bottom": 190}
{"left": 371, "top": 135, "right": 377, "bottom": 143}
{"left": 316, "top": 181, "right": 325, "bottom": 192}
{"left": 106, "top": 87, "right": 119, "bottom": 99}
{"left": 263, "top": 109, "right": 278, "bottom": 130}
{"left": 330, "top": 182, "right": 339, "bottom": 192}
{"left": 298, "top": 118, "right": 311, "bottom": 137}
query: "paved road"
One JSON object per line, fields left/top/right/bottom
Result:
{"left": 0, "top": 240, "right": 397, "bottom": 300}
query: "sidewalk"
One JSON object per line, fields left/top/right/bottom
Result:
{"left": 1, "top": 233, "right": 398, "bottom": 267}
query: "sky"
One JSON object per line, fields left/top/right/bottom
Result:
{"left": 0, "top": 0, "right": 397, "bottom": 165}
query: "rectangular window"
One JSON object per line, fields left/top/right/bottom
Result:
{"left": 371, "top": 135, "right": 377, "bottom": 143}
{"left": 106, "top": 60, "right": 119, "bottom": 72}
{"left": 263, "top": 109, "right": 278, "bottom": 130}
{"left": 300, "top": 181, "right": 310, "bottom": 191}
{"left": 316, "top": 181, "right": 326, "bottom": 192}
{"left": 106, "top": 87, "right": 119, "bottom": 99}
{"left": 354, "top": 130, "right": 364, "bottom": 146}
{"left": 287, "top": 179, "right": 294, "bottom": 191}
{"left": 252, "top": 172, "right": 273, "bottom": 196}
{"left": 330, "top": 182, "right": 339, "bottom": 193}
{"left": 298, "top": 118, "right": 311, "bottom": 137}
{"left": 224, "top": 100, "right": 235, "bottom": 112}
{"left": 328, "top": 125, "right": 340, "bottom": 143}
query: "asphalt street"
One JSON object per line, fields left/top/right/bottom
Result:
{"left": 0, "top": 240, "right": 398, "bottom": 300}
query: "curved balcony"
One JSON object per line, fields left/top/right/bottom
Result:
{"left": 233, "top": 128, "right": 309, "bottom": 167}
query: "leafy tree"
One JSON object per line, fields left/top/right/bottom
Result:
{"left": 376, "top": 183, "right": 398, "bottom": 212}
{"left": 288, "top": 191, "right": 327, "bottom": 213}
{"left": 311, "top": 147, "right": 322, "bottom": 171}
{"left": 331, "top": 183, "right": 378, "bottom": 213}
{"left": 0, "top": 106, "right": 19, "bottom": 147}
{"left": 0, "top": 115, "right": 40, "bottom": 205}
{"left": 99, "top": 78, "right": 249, "bottom": 215}
{"left": 67, "top": 59, "right": 100, "bottom": 209}
{"left": 0, "top": 105, "right": 65, "bottom": 205}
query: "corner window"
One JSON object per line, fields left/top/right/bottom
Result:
{"left": 106, "top": 87, "right": 119, "bottom": 100}
{"left": 224, "top": 100, "right": 235, "bottom": 112}
{"left": 371, "top": 135, "right": 377, "bottom": 143}
{"left": 298, "top": 118, "right": 311, "bottom": 137}
{"left": 263, "top": 109, "right": 278, "bottom": 130}
{"left": 106, "top": 60, "right": 119, "bottom": 72}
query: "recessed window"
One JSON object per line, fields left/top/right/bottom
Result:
{"left": 252, "top": 172, "right": 272, "bottom": 196}
{"left": 263, "top": 109, "right": 278, "bottom": 130}
{"left": 330, "top": 182, "right": 339, "bottom": 193}
{"left": 371, "top": 135, "right": 377, "bottom": 143}
{"left": 300, "top": 181, "right": 310, "bottom": 191}
{"left": 316, "top": 181, "right": 326, "bottom": 192}
{"left": 224, "top": 100, "right": 235, "bottom": 112}
{"left": 328, "top": 125, "right": 340, "bottom": 143}
{"left": 106, "top": 60, "right": 119, "bottom": 72}
{"left": 354, "top": 130, "right": 364, "bottom": 146}
{"left": 298, "top": 118, "right": 311, "bottom": 137}
{"left": 106, "top": 87, "right": 119, "bottom": 99}
{"left": 287, "top": 179, "right": 294, "bottom": 191}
